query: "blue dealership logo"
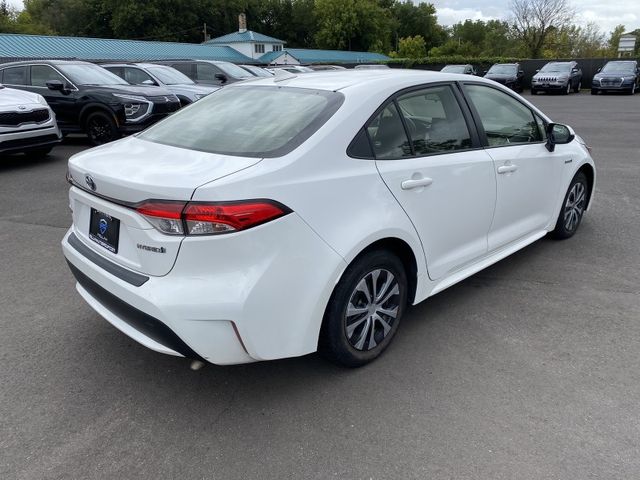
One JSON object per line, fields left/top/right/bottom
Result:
{"left": 98, "top": 219, "right": 108, "bottom": 235}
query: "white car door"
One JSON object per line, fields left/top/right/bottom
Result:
{"left": 462, "top": 84, "right": 566, "bottom": 251}
{"left": 373, "top": 84, "right": 497, "bottom": 280}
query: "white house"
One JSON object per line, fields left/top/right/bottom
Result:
{"left": 204, "top": 13, "right": 285, "bottom": 61}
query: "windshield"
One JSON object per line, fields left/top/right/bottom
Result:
{"left": 540, "top": 63, "right": 571, "bottom": 73}
{"left": 139, "top": 86, "right": 344, "bottom": 157}
{"left": 442, "top": 65, "right": 466, "bottom": 73}
{"left": 488, "top": 65, "right": 516, "bottom": 75}
{"left": 57, "top": 64, "right": 129, "bottom": 86}
{"left": 601, "top": 61, "right": 636, "bottom": 73}
{"left": 147, "top": 66, "right": 194, "bottom": 85}
{"left": 216, "top": 62, "right": 254, "bottom": 79}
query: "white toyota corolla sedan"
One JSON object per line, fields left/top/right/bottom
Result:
{"left": 62, "top": 69, "right": 595, "bottom": 367}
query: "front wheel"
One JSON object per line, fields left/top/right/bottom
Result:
{"left": 319, "top": 250, "right": 408, "bottom": 367}
{"left": 573, "top": 80, "right": 581, "bottom": 93}
{"left": 563, "top": 82, "right": 571, "bottom": 95}
{"left": 551, "top": 171, "right": 589, "bottom": 240}
{"left": 628, "top": 83, "right": 636, "bottom": 95}
{"left": 84, "top": 111, "right": 119, "bottom": 146}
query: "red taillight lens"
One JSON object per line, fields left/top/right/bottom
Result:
{"left": 183, "top": 201, "right": 290, "bottom": 235}
{"left": 134, "top": 200, "right": 290, "bottom": 236}
{"left": 135, "top": 201, "right": 186, "bottom": 235}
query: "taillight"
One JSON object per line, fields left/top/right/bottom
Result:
{"left": 135, "top": 200, "right": 290, "bottom": 236}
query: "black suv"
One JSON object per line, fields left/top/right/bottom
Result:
{"left": 155, "top": 60, "right": 255, "bottom": 85}
{"left": 0, "top": 60, "right": 181, "bottom": 145}
{"left": 591, "top": 60, "right": 640, "bottom": 95}
{"left": 484, "top": 63, "right": 524, "bottom": 92}
{"left": 531, "top": 61, "right": 582, "bottom": 95}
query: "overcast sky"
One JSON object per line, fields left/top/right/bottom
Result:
{"left": 4, "top": 0, "right": 639, "bottom": 37}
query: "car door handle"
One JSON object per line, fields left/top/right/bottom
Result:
{"left": 401, "top": 177, "right": 433, "bottom": 190}
{"left": 497, "top": 164, "right": 518, "bottom": 174}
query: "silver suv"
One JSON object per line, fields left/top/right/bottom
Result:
{"left": 0, "top": 85, "right": 61, "bottom": 156}
{"left": 100, "top": 63, "right": 218, "bottom": 106}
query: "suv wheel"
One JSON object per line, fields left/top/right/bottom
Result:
{"left": 319, "top": 250, "right": 408, "bottom": 367}
{"left": 563, "top": 82, "right": 571, "bottom": 95}
{"left": 85, "top": 111, "right": 119, "bottom": 146}
{"left": 628, "top": 83, "right": 636, "bottom": 95}
{"left": 573, "top": 80, "right": 581, "bottom": 93}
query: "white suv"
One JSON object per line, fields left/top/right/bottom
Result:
{"left": 0, "top": 85, "right": 61, "bottom": 156}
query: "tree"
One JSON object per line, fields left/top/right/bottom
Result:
{"left": 395, "top": 35, "right": 426, "bottom": 58}
{"left": 510, "top": 0, "right": 574, "bottom": 58}
{"left": 390, "top": 1, "right": 444, "bottom": 52}
{"left": 607, "top": 24, "right": 626, "bottom": 56}
{"left": 314, "top": 0, "right": 393, "bottom": 52}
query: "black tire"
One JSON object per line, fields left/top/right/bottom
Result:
{"left": 25, "top": 146, "right": 53, "bottom": 157}
{"left": 531, "top": 88, "right": 537, "bottom": 95}
{"left": 562, "top": 82, "right": 570, "bottom": 95}
{"left": 84, "top": 110, "right": 119, "bottom": 146}
{"left": 551, "top": 171, "right": 589, "bottom": 240}
{"left": 573, "top": 80, "right": 581, "bottom": 93}
{"left": 177, "top": 97, "right": 191, "bottom": 108}
{"left": 627, "top": 84, "right": 636, "bottom": 95}
{"left": 590, "top": 88, "right": 598, "bottom": 95}
{"left": 319, "top": 250, "right": 408, "bottom": 367}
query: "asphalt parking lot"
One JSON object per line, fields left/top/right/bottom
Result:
{"left": 2, "top": 92, "right": 639, "bottom": 479}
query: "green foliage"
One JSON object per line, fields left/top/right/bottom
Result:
{"left": 391, "top": 35, "right": 426, "bottom": 58}
{"left": 428, "top": 20, "right": 517, "bottom": 58}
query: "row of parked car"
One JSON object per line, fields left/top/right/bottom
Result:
{"left": 0, "top": 58, "right": 296, "bottom": 156}
{"left": 442, "top": 60, "right": 640, "bottom": 96}
{"left": 0, "top": 57, "right": 388, "bottom": 156}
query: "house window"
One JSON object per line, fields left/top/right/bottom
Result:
{"left": 255, "top": 44, "right": 265, "bottom": 54}
{"left": 273, "top": 45, "right": 282, "bottom": 52}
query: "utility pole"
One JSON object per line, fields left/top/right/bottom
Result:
{"left": 203, "top": 23, "right": 210, "bottom": 42}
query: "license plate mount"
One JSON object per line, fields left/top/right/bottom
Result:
{"left": 89, "top": 208, "right": 120, "bottom": 254}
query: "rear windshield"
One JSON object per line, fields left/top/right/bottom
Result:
{"left": 488, "top": 65, "right": 516, "bottom": 75}
{"left": 138, "top": 85, "right": 344, "bottom": 157}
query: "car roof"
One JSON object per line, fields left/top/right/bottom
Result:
{"left": 0, "top": 59, "right": 92, "bottom": 67}
{"left": 224, "top": 68, "right": 494, "bottom": 93}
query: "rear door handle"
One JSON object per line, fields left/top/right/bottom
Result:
{"left": 497, "top": 164, "right": 518, "bottom": 174}
{"left": 401, "top": 177, "right": 433, "bottom": 190}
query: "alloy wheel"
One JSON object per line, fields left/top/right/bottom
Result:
{"left": 563, "top": 181, "right": 586, "bottom": 232}
{"left": 344, "top": 269, "right": 400, "bottom": 351}
{"left": 88, "top": 117, "right": 113, "bottom": 144}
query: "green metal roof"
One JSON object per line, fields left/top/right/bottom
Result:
{"left": 205, "top": 30, "right": 285, "bottom": 45}
{"left": 0, "top": 33, "right": 255, "bottom": 63}
{"left": 259, "top": 48, "right": 389, "bottom": 65}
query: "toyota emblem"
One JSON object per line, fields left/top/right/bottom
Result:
{"left": 85, "top": 175, "right": 96, "bottom": 191}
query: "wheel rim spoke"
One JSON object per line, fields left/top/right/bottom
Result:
{"left": 344, "top": 268, "right": 401, "bottom": 351}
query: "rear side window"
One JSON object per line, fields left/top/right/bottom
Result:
{"left": 171, "top": 63, "right": 194, "bottom": 78}
{"left": 366, "top": 103, "right": 412, "bottom": 160}
{"left": 396, "top": 85, "right": 472, "bottom": 155}
{"left": 2, "top": 66, "right": 28, "bottom": 85}
{"left": 124, "top": 67, "right": 154, "bottom": 85}
{"left": 139, "top": 86, "right": 344, "bottom": 158}
{"left": 30, "top": 65, "right": 66, "bottom": 87}
{"left": 465, "top": 84, "right": 542, "bottom": 146}
{"left": 196, "top": 63, "right": 220, "bottom": 81}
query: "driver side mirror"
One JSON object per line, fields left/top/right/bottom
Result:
{"left": 214, "top": 73, "right": 228, "bottom": 84}
{"left": 596, "top": 67, "right": 602, "bottom": 73}
{"left": 46, "top": 80, "right": 66, "bottom": 92}
{"left": 141, "top": 79, "right": 156, "bottom": 85}
{"left": 518, "top": 70, "right": 524, "bottom": 75}
{"left": 545, "top": 123, "right": 575, "bottom": 152}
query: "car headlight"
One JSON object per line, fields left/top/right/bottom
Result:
{"left": 112, "top": 93, "right": 152, "bottom": 122}
{"left": 36, "top": 94, "right": 49, "bottom": 107}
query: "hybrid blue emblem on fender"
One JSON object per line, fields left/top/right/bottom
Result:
{"left": 99, "top": 218, "right": 108, "bottom": 235}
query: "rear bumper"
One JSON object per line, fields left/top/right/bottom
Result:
{"left": 61, "top": 212, "right": 346, "bottom": 365}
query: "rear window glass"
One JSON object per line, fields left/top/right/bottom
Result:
{"left": 139, "top": 86, "right": 344, "bottom": 158}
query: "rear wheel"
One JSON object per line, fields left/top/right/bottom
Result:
{"left": 551, "top": 171, "right": 589, "bottom": 240}
{"left": 84, "top": 111, "right": 119, "bottom": 146}
{"left": 319, "top": 250, "right": 408, "bottom": 367}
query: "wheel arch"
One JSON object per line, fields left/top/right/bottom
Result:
{"left": 577, "top": 163, "right": 595, "bottom": 209}
{"left": 343, "top": 237, "right": 419, "bottom": 306}
{"left": 79, "top": 103, "right": 119, "bottom": 127}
